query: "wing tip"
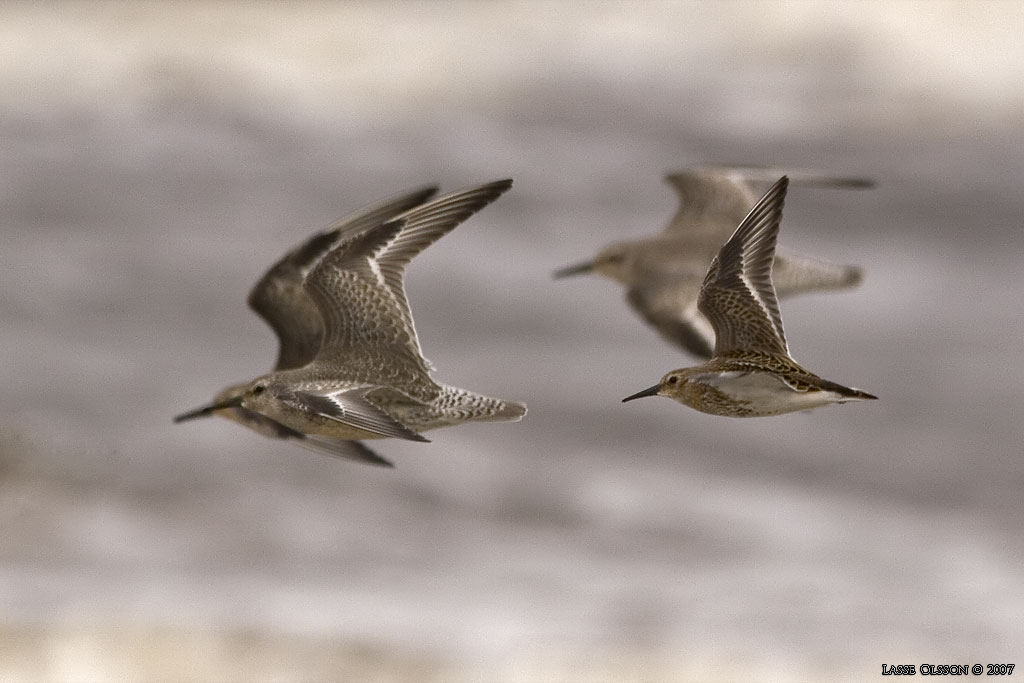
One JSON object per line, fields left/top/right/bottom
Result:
{"left": 844, "top": 265, "right": 864, "bottom": 287}
{"left": 350, "top": 443, "right": 398, "bottom": 467}
{"left": 668, "top": 165, "right": 875, "bottom": 190}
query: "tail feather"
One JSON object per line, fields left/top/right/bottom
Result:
{"left": 439, "top": 386, "right": 527, "bottom": 423}
{"left": 489, "top": 399, "right": 528, "bottom": 422}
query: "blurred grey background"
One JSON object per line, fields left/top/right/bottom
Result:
{"left": 2, "top": 1, "right": 1022, "bottom": 680}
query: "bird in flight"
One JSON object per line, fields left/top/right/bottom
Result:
{"left": 622, "top": 175, "right": 876, "bottom": 417}
{"left": 175, "top": 180, "right": 526, "bottom": 466}
{"left": 555, "top": 165, "right": 871, "bottom": 358}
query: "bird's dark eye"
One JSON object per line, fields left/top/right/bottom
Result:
{"left": 667, "top": 376, "right": 678, "bottom": 385}
{"left": 252, "top": 384, "right": 266, "bottom": 395}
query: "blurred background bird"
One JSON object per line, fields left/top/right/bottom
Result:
{"left": 554, "top": 165, "right": 871, "bottom": 358}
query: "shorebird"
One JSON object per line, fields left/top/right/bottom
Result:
{"left": 175, "top": 180, "right": 526, "bottom": 466}
{"left": 554, "top": 166, "right": 871, "bottom": 358}
{"left": 174, "top": 185, "right": 438, "bottom": 466}
{"left": 621, "top": 176, "right": 876, "bottom": 417}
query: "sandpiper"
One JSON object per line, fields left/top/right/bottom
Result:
{"left": 554, "top": 166, "right": 871, "bottom": 358}
{"left": 622, "top": 175, "right": 876, "bottom": 417}
{"left": 175, "top": 180, "right": 526, "bottom": 465}
{"left": 175, "top": 185, "right": 438, "bottom": 466}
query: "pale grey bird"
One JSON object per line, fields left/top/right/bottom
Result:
{"left": 555, "top": 165, "right": 872, "bottom": 358}
{"left": 622, "top": 176, "right": 876, "bottom": 417}
{"left": 175, "top": 185, "right": 439, "bottom": 466}
{"left": 176, "top": 180, "right": 526, "bottom": 466}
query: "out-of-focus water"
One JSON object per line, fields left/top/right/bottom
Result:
{"left": 2, "top": 2, "right": 1023, "bottom": 680}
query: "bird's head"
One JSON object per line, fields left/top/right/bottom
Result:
{"left": 553, "top": 241, "right": 632, "bottom": 284}
{"left": 621, "top": 369, "right": 692, "bottom": 403}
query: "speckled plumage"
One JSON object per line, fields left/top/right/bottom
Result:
{"left": 176, "top": 181, "right": 526, "bottom": 466}
{"left": 175, "top": 185, "right": 439, "bottom": 466}
{"left": 247, "top": 185, "right": 440, "bottom": 372}
{"left": 622, "top": 176, "right": 876, "bottom": 417}
{"left": 555, "top": 166, "right": 870, "bottom": 358}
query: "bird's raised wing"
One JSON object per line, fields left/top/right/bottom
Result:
{"left": 698, "top": 175, "right": 790, "bottom": 356}
{"left": 375, "top": 179, "right": 512, "bottom": 360}
{"left": 302, "top": 180, "right": 512, "bottom": 399}
{"left": 662, "top": 168, "right": 759, "bottom": 241}
{"left": 247, "top": 186, "right": 438, "bottom": 370}
{"left": 662, "top": 165, "right": 872, "bottom": 242}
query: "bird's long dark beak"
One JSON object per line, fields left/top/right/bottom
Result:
{"left": 622, "top": 384, "right": 661, "bottom": 402}
{"left": 553, "top": 261, "right": 594, "bottom": 278}
{"left": 173, "top": 396, "right": 244, "bottom": 423}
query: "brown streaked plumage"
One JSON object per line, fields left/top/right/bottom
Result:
{"left": 175, "top": 185, "right": 439, "bottom": 466}
{"left": 178, "top": 180, "right": 527, "bottom": 465}
{"left": 622, "top": 175, "right": 876, "bottom": 417}
{"left": 249, "top": 185, "right": 441, "bottom": 372}
{"left": 555, "top": 165, "right": 871, "bottom": 358}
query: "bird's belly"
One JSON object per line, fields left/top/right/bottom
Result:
{"left": 703, "top": 371, "right": 839, "bottom": 417}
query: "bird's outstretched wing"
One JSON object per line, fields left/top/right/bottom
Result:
{"left": 247, "top": 186, "right": 438, "bottom": 370}
{"left": 692, "top": 164, "right": 874, "bottom": 189}
{"left": 661, "top": 169, "right": 760, "bottom": 241}
{"left": 374, "top": 179, "right": 513, "bottom": 362}
{"left": 698, "top": 175, "right": 790, "bottom": 356}
{"left": 662, "top": 165, "right": 872, "bottom": 242}
{"left": 625, "top": 279, "right": 715, "bottom": 358}
{"left": 302, "top": 180, "right": 512, "bottom": 398}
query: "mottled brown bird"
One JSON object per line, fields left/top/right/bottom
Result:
{"left": 622, "top": 176, "right": 876, "bottom": 417}
{"left": 176, "top": 181, "right": 525, "bottom": 466}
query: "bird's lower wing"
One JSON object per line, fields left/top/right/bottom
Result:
{"left": 626, "top": 282, "right": 715, "bottom": 359}
{"left": 275, "top": 385, "right": 429, "bottom": 442}
{"left": 297, "top": 437, "right": 394, "bottom": 467}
